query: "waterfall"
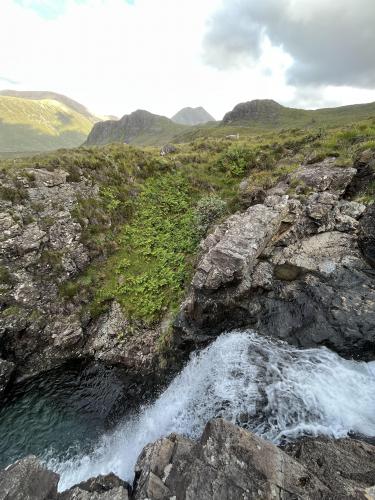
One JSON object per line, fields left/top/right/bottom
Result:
{"left": 50, "top": 330, "right": 375, "bottom": 491}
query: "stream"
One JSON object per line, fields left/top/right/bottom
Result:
{"left": 1, "top": 330, "right": 375, "bottom": 491}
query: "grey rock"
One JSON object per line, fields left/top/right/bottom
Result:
{"left": 291, "top": 158, "right": 356, "bottom": 194}
{"left": 134, "top": 419, "right": 330, "bottom": 500}
{"left": 285, "top": 437, "right": 375, "bottom": 499}
{"left": 0, "top": 456, "right": 59, "bottom": 500}
{"left": 60, "top": 473, "right": 130, "bottom": 500}
{"left": 358, "top": 203, "right": 375, "bottom": 268}
{"left": 176, "top": 164, "right": 375, "bottom": 359}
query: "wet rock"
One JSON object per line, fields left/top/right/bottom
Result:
{"left": 134, "top": 419, "right": 330, "bottom": 499}
{"left": 60, "top": 473, "right": 130, "bottom": 500}
{"left": 0, "top": 455, "right": 59, "bottom": 500}
{"left": 0, "top": 359, "right": 15, "bottom": 396}
{"left": 285, "top": 437, "right": 375, "bottom": 499}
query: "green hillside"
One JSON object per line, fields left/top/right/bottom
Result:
{"left": 0, "top": 94, "right": 97, "bottom": 153}
{"left": 174, "top": 100, "right": 375, "bottom": 143}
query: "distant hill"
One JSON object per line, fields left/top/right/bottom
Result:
{"left": 222, "top": 99, "right": 375, "bottom": 128}
{"left": 85, "top": 109, "right": 187, "bottom": 147}
{"left": 0, "top": 91, "right": 98, "bottom": 153}
{"left": 171, "top": 107, "right": 215, "bottom": 126}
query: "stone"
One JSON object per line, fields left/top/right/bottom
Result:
{"left": 0, "top": 456, "right": 59, "bottom": 500}
{"left": 60, "top": 473, "right": 130, "bottom": 500}
{"left": 0, "top": 359, "right": 15, "bottom": 396}
{"left": 134, "top": 419, "right": 330, "bottom": 500}
{"left": 291, "top": 158, "right": 356, "bottom": 194}
{"left": 358, "top": 203, "right": 375, "bottom": 268}
{"left": 285, "top": 437, "right": 375, "bottom": 499}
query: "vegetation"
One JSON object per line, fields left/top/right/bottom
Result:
{"left": 2, "top": 115, "right": 375, "bottom": 329}
{"left": 0, "top": 95, "right": 97, "bottom": 153}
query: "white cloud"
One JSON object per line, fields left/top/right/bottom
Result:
{"left": 1, "top": 0, "right": 375, "bottom": 120}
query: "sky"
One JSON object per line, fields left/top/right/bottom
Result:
{"left": 1, "top": 0, "right": 375, "bottom": 120}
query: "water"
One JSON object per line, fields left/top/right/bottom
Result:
{"left": 1, "top": 331, "right": 375, "bottom": 492}
{"left": 0, "top": 360, "right": 155, "bottom": 471}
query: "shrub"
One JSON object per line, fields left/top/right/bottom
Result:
{"left": 194, "top": 195, "right": 227, "bottom": 238}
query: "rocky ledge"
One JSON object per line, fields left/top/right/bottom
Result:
{"left": 176, "top": 154, "right": 375, "bottom": 360}
{"left": 1, "top": 419, "right": 375, "bottom": 499}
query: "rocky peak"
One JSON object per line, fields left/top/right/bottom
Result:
{"left": 171, "top": 106, "right": 215, "bottom": 126}
{"left": 223, "top": 99, "right": 285, "bottom": 124}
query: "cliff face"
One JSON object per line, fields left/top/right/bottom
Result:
{"left": 176, "top": 152, "right": 375, "bottom": 361}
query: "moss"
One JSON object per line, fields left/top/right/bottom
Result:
{"left": 0, "top": 265, "right": 13, "bottom": 285}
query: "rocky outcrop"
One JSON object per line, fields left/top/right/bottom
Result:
{"left": 134, "top": 419, "right": 375, "bottom": 499}
{"left": 176, "top": 158, "right": 375, "bottom": 360}
{"left": 0, "top": 166, "right": 161, "bottom": 385}
{"left": 3, "top": 420, "right": 375, "bottom": 499}
{"left": 0, "top": 455, "right": 59, "bottom": 500}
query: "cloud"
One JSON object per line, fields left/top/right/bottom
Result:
{"left": 203, "top": 0, "right": 375, "bottom": 88}
{"left": 0, "top": 75, "right": 19, "bottom": 85}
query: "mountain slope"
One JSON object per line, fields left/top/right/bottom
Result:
{"left": 0, "top": 92, "right": 98, "bottom": 153}
{"left": 222, "top": 99, "right": 375, "bottom": 128}
{"left": 171, "top": 106, "right": 215, "bottom": 126}
{"left": 85, "top": 109, "right": 187, "bottom": 147}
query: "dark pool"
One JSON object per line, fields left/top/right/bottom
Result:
{"left": 0, "top": 361, "right": 154, "bottom": 469}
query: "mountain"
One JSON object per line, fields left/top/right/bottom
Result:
{"left": 0, "top": 90, "right": 98, "bottom": 153}
{"left": 171, "top": 106, "right": 215, "bottom": 126}
{"left": 85, "top": 109, "right": 187, "bottom": 147}
{"left": 222, "top": 99, "right": 375, "bottom": 128}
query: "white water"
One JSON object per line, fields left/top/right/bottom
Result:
{"left": 49, "top": 330, "right": 375, "bottom": 491}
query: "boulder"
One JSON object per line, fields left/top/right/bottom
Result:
{"left": 285, "top": 437, "right": 375, "bottom": 499}
{"left": 291, "top": 159, "right": 356, "bottom": 194}
{"left": 60, "top": 473, "right": 130, "bottom": 500}
{"left": 133, "top": 419, "right": 330, "bottom": 499}
{"left": 0, "top": 456, "right": 59, "bottom": 500}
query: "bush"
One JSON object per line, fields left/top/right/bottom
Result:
{"left": 218, "top": 145, "right": 255, "bottom": 177}
{"left": 194, "top": 195, "right": 227, "bottom": 238}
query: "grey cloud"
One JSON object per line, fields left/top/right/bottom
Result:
{"left": 203, "top": 0, "right": 375, "bottom": 88}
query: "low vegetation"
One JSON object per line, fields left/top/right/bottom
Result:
{"left": 2, "top": 117, "right": 375, "bottom": 328}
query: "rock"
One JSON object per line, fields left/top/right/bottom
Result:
{"left": 176, "top": 163, "right": 375, "bottom": 359}
{"left": 0, "top": 359, "right": 14, "bottom": 396}
{"left": 0, "top": 455, "right": 59, "bottom": 500}
{"left": 358, "top": 203, "right": 375, "bottom": 268}
{"left": 291, "top": 158, "right": 356, "bottom": 194}
{"left": 134, "top": 419, "right": 330, "bottom": 499}
{"left": 160, "top": 144, "right": 177, "bottom": 156}
{"left": 345, "top": 149, "right": 375, "bottom": 199}
{"left": 285, "top": 437, "right": 375, "bottom": 499}
{"left": 192, "top": 201, "right": 288, "bottom": 292}
{"left": 60, "top": 473, "right": 130, "bottom": 500}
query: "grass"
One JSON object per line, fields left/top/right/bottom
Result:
{"left": 0, "top": 95, "right": 95, "bottom": 153}
{"left": 2, "top": 117, "right": 375, "bottom": 331}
